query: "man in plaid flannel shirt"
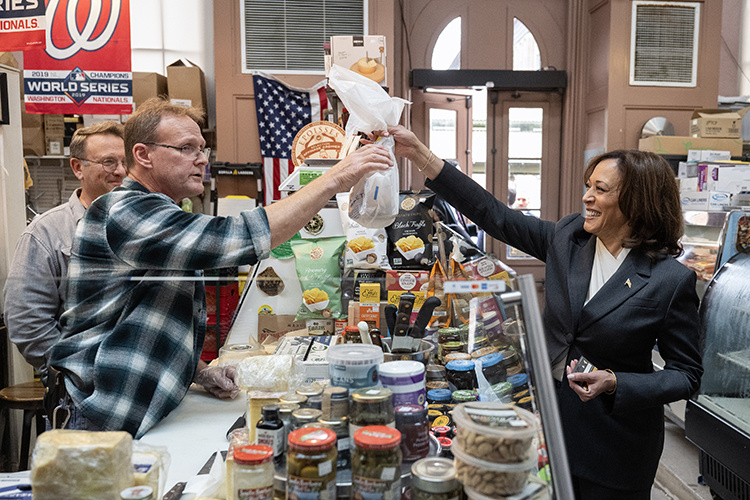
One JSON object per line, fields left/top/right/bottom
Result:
{"left": 47, "top": 97, "right": 393, "bottom": 437}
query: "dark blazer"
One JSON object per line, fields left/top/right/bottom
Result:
{"left": 426, "top": 164, "right": 702, "bottom": 490}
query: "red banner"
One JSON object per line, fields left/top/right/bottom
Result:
{"left": 0, "top": 0, "right": 46, "bottom": 51}
{"left": 23, "top": 0, "right": 132, "bottom": 114}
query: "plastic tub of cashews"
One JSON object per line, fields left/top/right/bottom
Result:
{"left": 452, "top": 438, "right": 538, "bottom": 497}
{"left": 452, "top": 402, "right": 539, "bottom": 463}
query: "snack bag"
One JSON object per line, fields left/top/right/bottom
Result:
{"left": 328, "top": 64, "right": 409, "bottom": 228}
{"left": 386, "top": 191, "right": 436, "bottom": 269}
{"left": 336, "top": 192, "right": 391, "bottom": 271}
{"left": 291, "top": 237, "right": 346, "bottom": 320}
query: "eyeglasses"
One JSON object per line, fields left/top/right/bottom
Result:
{"left": 77, "top": 157, "right": 126, "bottom": 173}
{"left": 143, "top": 142, "right": 211, "bottom": 160}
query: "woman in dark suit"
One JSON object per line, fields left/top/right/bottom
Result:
{"left": 376, "top": 126, "right": 703, "bottom": 499}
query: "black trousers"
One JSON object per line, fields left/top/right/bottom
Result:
{"left": 572, "top": 475, "right": 651, "bottom": 500}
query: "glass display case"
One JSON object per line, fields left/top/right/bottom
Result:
{"left": 685, "top": 212, "right": 750, "bottom": 500}
{"left": 677, "top": 211, "right": 727, "bottom": 299}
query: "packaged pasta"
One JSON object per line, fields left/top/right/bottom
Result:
{"left": 292, "top": 237, "right": 346, "bottom": 320}
{"left": 337, "top": 192, "right": 391, "bottom": 271}
{"left": 386, "top": 191, "right": 436, "bottom": 270}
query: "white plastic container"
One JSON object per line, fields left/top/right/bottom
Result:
{"left": 452, "top": 439, "right": 537, "bottom": 497}
{"left": 327, "top": 344, "right": 384, "bottom": 389}
{"left": 378, "top": 360, "right": 427, "bottom": 407}
{"left": 452, "top": 402, "right": 538, "bottom": 463}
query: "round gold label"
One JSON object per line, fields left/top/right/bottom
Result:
{"left": 310, "top": 247, "right": 324, "bottom": 260}
{"left": 401, "top": 197, "right": 416, "bottom": 211}
{"left": 305, "top": 214, "right": 325, "bottom": 236}
{"left": 322, "top": 308, "right": 332, "bottom": 318}
{"left": 291, "top": 121, "right": 346, "bottom": 167}
{"left": 366, "top": 253, "right": 377, "bottom": 264}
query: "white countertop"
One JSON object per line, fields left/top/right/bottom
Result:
{"left": 139, "top": 385, "right": 246, "bottom": 493}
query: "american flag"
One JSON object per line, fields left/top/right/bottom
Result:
{"left": 252, "top": 74, "right": 329, "bottom": 205}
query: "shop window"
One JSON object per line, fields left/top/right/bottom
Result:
{"left": 513, "top": 18, "right": 541, "bottom": 71}
{"left": 242, "top": 0, "right": 365, "bottom": 74}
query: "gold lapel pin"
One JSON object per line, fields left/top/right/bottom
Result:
{"left": 625, "top": 278, "right": 632, "bottom": 288}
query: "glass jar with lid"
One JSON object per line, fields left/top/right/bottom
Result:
{"left": 410, "top": 457, "right": 462, "bottom": 500}
{"left": 297, "top": 382, "right": 325, "bottom": 410}
{"left": 477, "top": 352, "right": 507, "bottom": 385}
{"left": 451, "top": 389, "right": 479, "bottom": 404}
{"left": 352, "top": 426, "right": 403, "bottom": 500}
{"left": 279, "top": 392, "right": 308, "bottom": 408}
{"left": 439, "top": 342, "right": 465, "bottom": 363}
{"left": 394, "top": 404, "right": 430, "bottom": 461}
{"left": 437, "top": 327, "right": 461, "bottom": 344}
{"left": 231, "top": 444, "right": 274, "bottom": 500}
{"left": 445, "top": 359, "right": 477, "bottom": 391}
{"left": 349, "top": 387, "right": 395, "bottom": 437}
{"left": 292, "top": 408, "right": 324, "bottom": 431}
{"left": 315, "top": 416, "right": 351, "bottom": 472}
{"left": 426, "top": 388, "right": 452, "bottom": 405}
{"left": 286, "top": 427, "right": 338, "bottom": 499}
{"left": 277, "top": 403, "right": 300, "bottom": 452}
{"left": 500, "top": 348, "right": 524, "bottom": 376}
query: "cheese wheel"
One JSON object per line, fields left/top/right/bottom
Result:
{"left": 357, "top": 57, "right": 377, "bottom": 74}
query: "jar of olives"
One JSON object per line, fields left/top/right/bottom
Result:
{"left": 352, "top": 426, "right": 403, "bottom": 500}
{"left": 349, "top": 387, "right": 395, "bottom": 438}
{"left": 410, "top": 457, "right": 462, "bottom": 500}
{"left": 286, "top": 427, "right": 337, "bottom": 499}
{"left": 445, "top": 360, "right": 477, "bottom": 391}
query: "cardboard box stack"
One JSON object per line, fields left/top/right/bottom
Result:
{"left": 167, "top": 59, "right": 207, "bottom": 116}
{"left": 43, "top": 114, "right": 65, "bottom": 156}
{"left": 133, "top": 72, "right": 168, "bottom": 111}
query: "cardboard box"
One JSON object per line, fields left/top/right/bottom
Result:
{"left": 702, "top": 163, "right": 750, "bottom": 192}
{"left": 680, "top": 191, "right": 732, "bottom": 211}
{"left": 677, "top": 161, "right": 699, "bottom": 180}
{"left": 385, "top": 270, "right": 429, "bottom": 320}
{"left": 167, "top": 59, "right": 207, "bottom": 115}
{"left": 330, "top": 35, "right": 387, "bottom": 86}
{"left": 257, "top": 314, "right": 306, "bottom": 344}
{"left": 22, "top": 107, "right": 45, "bottom": 156}
{"left": 639, "top": 136, "right": 743, "bottom": 157}
{"left": 687, "top": 149, "right": 732, "bottom": 162}
{"left": 274, "top": 335, "right": 337, "bottom": 383}
{"left": 43, "top": 114, "right": 65, "bottom": 137}
{"left": 132, "top": 72, "right": 168, "bottom": 111}
{"left": 690, "top": 108, "right": 749, "bottom": 138}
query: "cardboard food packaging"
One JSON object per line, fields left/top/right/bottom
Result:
{"left": 167, "top": 59, "right": 207, "bottom": 116}
{"left": 330, "top": 35, "right": 387, "bottom": 86}
{"left": 638, "top": 136, "right": 742, "bottom": 157}
{"left": 690, "top": 108, "right": 749, "bottom": 139}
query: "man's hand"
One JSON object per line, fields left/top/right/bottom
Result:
{"left": 194, "top": 363, "right": 240, "bottom": 399}
{"left": 324, "top": 143, "right": 393, "bottom": 194}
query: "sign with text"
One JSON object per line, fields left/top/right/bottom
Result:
{"left": 0, "top": 0, "right": 46, "bottom": 51}
{"left": 23, "top": 0, "right": 132, "bottom": 114}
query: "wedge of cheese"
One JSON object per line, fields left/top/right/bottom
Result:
{"left": 31, "top": 429, "right": 134, "bottom": 500}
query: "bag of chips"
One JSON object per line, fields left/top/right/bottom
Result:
{"left": 291, "top": 237, "right": 346, "bottom": 320}
{"left": 336, "top": 192, "right": 391, "bottom": 271}
{"left": 386, "top": 191, "right": 436, "bottom": 270}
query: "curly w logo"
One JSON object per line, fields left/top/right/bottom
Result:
{"left": 45, "top": 0, "right": 122, "bottom": 60}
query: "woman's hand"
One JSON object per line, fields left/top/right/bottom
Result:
{"left": 366, "top": 125, "right": 444, "bottom": 179}
{"left": 566, "top": 359, "right": 617, "bottom": 402}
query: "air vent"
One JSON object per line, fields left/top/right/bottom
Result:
{"left": 242, "top": 0, "right": 364, "bottom": 74}
{"left": 629, "top": 1, "right": 700, "bottom": 87}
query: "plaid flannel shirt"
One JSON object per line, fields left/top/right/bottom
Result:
{"left": 48, "top": 178, "right": 271, "bottom": 437}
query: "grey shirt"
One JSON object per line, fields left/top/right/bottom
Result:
{"left": 4, "top": 190, "right": 85, "bottom": 375}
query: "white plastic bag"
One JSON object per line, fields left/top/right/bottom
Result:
{"left": 328, "top": 64, "right": 410, "bottom": 228}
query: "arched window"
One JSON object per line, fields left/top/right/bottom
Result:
{"left": 513, "top": 18, "right": 541, "bottom": 70}
{"left": 431, "top": 17, "right": 461, "bottom": 70}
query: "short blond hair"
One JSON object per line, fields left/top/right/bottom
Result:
{"left": 69, "top": 121, "right": 124, "bottom": 160}
{"left": 124, "top": 97, "right": 205, "bottom": 168}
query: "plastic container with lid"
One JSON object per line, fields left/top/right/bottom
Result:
{"left": 452, "top": 438, "right": 536, "bottom": 497}
{"left": 427, "top": 388, "right": 452, "bottom": 405}
{"left": 232, "top": 445, "right": 274, "bottom": 500}
{"left": 508, "top": 373, "right": 529, "bottom": 393}
{"left": 445, "top": 359, "right": 477, "bottom": 391}
{"left": 292, "top": 408, "right": 324, "bottom": 431}
{"left": 218, "top": 343, "right": 264, "bottom": 366}
{"left": 349, "top": 387, "right": 395, "bottom": 438}
{"left": 297, "top": 382, "right": 325, "bottom": 410}
{"left": 379, "top": 360, "right": 427, "bottom": 407}
{"left": 286, "top": 427, "right": 338, "bottom": 499}
{"left": 120, "top": 486, "right": 154, "bottom": 500}
{"left": 327, "top": 344, "right": 384, "bottom": 389}
{"left": 394, "top": 404, "right": 430, "bottom": 461}
{"left": 410, "top": 457, "right": 463, "bottom": 500}
{"left": 477, "top": 352, "right": 507, "bottom": 385}
{"left": 452, "top": 402, "right": 538, "bottom": 464}
{"left": 352, "top": 426, "right": 403, "bottom": 500}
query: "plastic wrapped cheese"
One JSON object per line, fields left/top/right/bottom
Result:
{"left": 132, "top": 442, "right": 170, "bottom": 498}
{"left": 31, "top": 429, "right": 134, "bottom": 500}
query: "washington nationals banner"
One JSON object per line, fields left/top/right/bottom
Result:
{"left": 0, "top": 0, "right": 46, "bottom": 51}
{"left": 23, "top": 0, "right": 132, "bottom": 114}
{"left": 252, "top": 73, "right": 328, "bottom": 205}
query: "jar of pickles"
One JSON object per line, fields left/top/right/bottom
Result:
{"left": 410, "top": 457, "right": 462, "bottom": 500}
{"left": 232, "top": 445, "right": 274, "bottom": 500}
{"left": 286, "top": 427, "right": 337, "bottom": 499}
{"left": 349, "top": 387, "right": 395, "bottom": 437}
{"left": 316, "top": 417, "right": 351, "bottom": 471}
{"left": 352, "top": 426, "right": 403, "bottom": 499}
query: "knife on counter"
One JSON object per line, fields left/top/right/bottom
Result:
{"left": 408, "top": 296, "right": 441, "bottom": 341}
{"left": 391, "top": 292, "right": 415, "bottom": 352}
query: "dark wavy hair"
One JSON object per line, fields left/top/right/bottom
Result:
{"left": 584, "top": 150, "right": 683, "bottom": 259}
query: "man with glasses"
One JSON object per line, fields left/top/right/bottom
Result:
{"left": 47, "top": 97, "right": 394, "bottom": 437}
{"left": 5, "top": 121, "right": 126, "bottom": 383}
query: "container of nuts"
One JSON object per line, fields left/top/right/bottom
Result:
{"left": 452, "top": 402, "right": 538, "bottom": 463}
{"left": 452, "top": 438, "right": 537, "bottom": 497}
